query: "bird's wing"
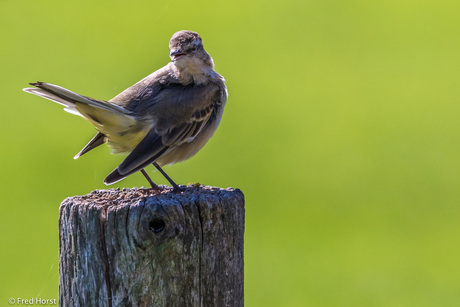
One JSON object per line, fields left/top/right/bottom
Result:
{"left": 103, "top": 129, "right": 167, "bottom": 184}
{"left": 103, "top": 82, "right": 222, "bottom": 185}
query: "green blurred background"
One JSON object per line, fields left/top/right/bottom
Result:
{"left": 2, "top": 0, "right": 460, "bottom": 305}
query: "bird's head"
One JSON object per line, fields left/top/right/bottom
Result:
{"left": 169, "top": 31, "right": 214, "bottom": 70}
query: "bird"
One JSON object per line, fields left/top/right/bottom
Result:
{"left": 23, "top": 30, "right": 227, "bottom": 192}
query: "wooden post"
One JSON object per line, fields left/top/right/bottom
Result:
{"left": 58, "top": 186, "right": 245, "bottom": 307}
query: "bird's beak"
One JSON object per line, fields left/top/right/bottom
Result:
{"left": 170, "top": 49, "right": 186, "bottom": 61}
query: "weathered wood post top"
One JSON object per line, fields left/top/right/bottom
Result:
{"left": 59, "top": 185, "right": 245, "bottom": 307}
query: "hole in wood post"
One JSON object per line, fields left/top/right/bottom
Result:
{"left": 149, "top": 218, "right": 166, "bottom": 234}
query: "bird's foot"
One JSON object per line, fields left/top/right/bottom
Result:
{"left": 172, "top": 185, "right": 186, "bottom": 193}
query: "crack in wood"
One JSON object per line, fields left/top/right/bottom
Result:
{"left": 194, "top": 199, "right": 204, "bottom": 306}
{"left": 99, "top": 206, "right": 113, "bottom": 307}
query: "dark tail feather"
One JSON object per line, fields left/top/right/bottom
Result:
{"left": 104, "top": 168, "right": 126, "bottom": 185}
{"left": 74, "top": 132, "right": 106, "bottom": 159}
{"left": 103, "top": 147, "right": 169, "bottom": 185}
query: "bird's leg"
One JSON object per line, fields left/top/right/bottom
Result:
{"left": 152, "top": 162, "right": 185, "bottom": 192}
{"left": 140, "top": 169, "right": 162, "bottom": 191}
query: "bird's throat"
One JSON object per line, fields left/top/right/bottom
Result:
{"left": 173, "top": 58, "right": 214, "bottom": 85}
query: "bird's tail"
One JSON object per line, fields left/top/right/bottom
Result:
{"left": 23, "top": 82, "right": 138, "bottom": 138}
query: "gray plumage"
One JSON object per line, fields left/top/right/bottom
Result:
{"left": 23, "top": 30, "right": 227, "bottom": 187}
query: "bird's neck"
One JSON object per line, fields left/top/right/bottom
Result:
{"left": 173, "top": 57, "right": 215, "bottom": 85}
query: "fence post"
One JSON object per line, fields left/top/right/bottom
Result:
{"left": 58, "top": 186, "right": 245, "bottom": 306}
